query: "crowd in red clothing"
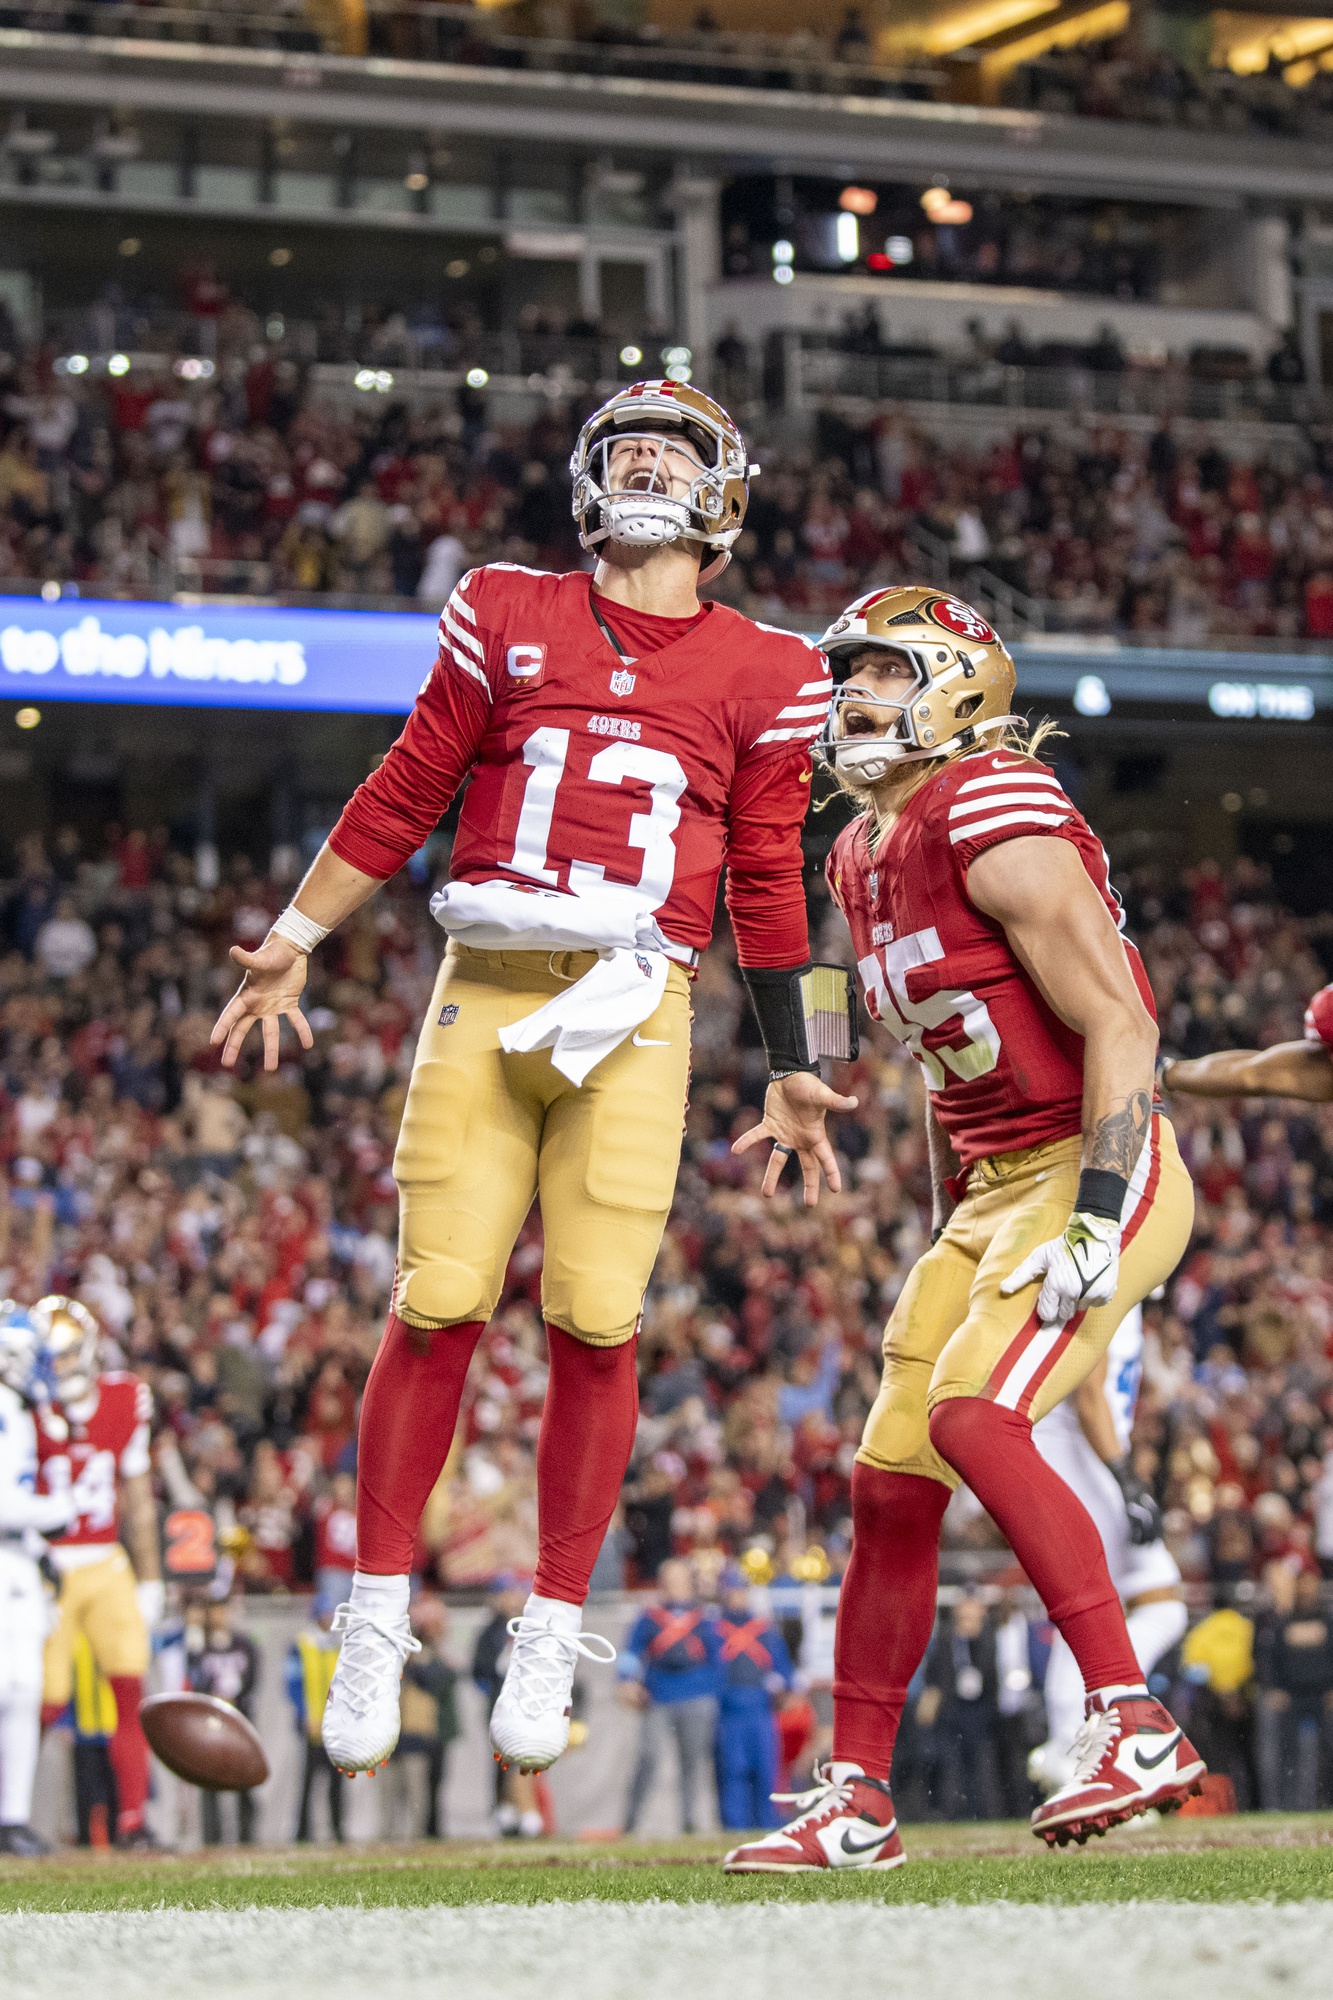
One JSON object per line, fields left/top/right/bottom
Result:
{"left": 2, "top": 804, "right": 1332, "bottom": 1607}
{"left": 4, "top": 309, "right": 1333, "bottom": 640}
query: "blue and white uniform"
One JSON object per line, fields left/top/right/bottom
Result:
{"left": 0, "top": 1379, "right": 75, "bottom": 1830}
{"left": 1031, "top": 1307, "right": 1186, "bottom": 1771}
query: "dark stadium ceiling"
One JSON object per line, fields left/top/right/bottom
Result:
{"left": 4, "top": 29, "right": 1333, "bottom": 209}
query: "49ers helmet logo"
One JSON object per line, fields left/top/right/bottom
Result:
{"left": 929, "top": 598, "right": 996, "bottom": 643}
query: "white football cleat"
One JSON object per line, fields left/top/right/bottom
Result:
{"left": 321, "top": 1601, "right": 421, "bottom": 1775}
{"left": 489, "top": 1610, "right": 616, "bottom": 1774}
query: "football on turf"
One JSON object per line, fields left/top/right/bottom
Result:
{"left": 140, "top": 1693, "right": 270, "bottom": 1792}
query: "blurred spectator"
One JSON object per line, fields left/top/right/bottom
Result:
{"left": 620, "top": 1558, "right": 723, "bottom": 1836}
{"left": 313, "top": 1469, "right": 358, "bottom": 1607}
{"left": 187, "top": 1597, "right": 260, "bottom": 1844}
{"left": 1256, "top": 1569, "right": 1333, "bottom": 1809}
{"left": 379, "top": 1594, "right": 459, "bottom": 1841}
{"left": 472, "top": 1577, "right": 543, "bottom": 1839}
{"left": 922, "top": 1590, "right": 1001, "bottom": 1820}
{"left": 33, "top": 898, "right": 97, "bottom": 981}
{"left": 287, "top": 1596, "right": 345, "bottom": 1842}
{"left": 713, "top": 1565, "right": 795, "bottom": 1830}
{"left": 1181, "top": 1598, "right": 1258, "bottom": 1809}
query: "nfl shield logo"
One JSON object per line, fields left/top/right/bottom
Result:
{"left": 610, "top": 669, "right": 636, "bottom": 697}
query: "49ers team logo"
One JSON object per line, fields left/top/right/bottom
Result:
{"left": 929, "top": 598, "right": 996, "bottom": 643}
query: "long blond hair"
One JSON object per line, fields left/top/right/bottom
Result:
{"left": 828, "top": 715, "right": 1066, "bottom": 853}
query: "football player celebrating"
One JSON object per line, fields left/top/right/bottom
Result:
{"left": 1160, "top": 983, "right": 1333, "bottom": 1102}
{"left": 34, "top": 1296, "right": 163, "bottom": 1847}
{"left": 0, "top": 1304, "right": 79, "bottom": 1856}
{"left": 725, "top": 585, "right": 1203, "bottom": 1871}
{"left": 209, "top": 381, "right": 848, "bottom": 1778}
{"left": 1028, "top": 1304, "right": 1187, "bottom": 1796}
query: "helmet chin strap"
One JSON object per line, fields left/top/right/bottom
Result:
{"left": 696, "top": 548, "right": 730, "bottom": 586}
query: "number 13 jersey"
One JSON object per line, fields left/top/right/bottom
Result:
{"left": 330, "top": 565, "right": 830, "bottom": 965}
{"left": 827, "top": 750, "right": 1158, "bottom": 1169}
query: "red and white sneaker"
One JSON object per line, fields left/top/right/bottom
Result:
{"left": 1031, "top": 1693, "right": 1205, "bottom": 1847}
{"left": 723, "top": 1761, "right": 905, "bottom": 1874}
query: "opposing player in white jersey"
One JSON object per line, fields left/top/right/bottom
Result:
{"left": 0, "top": 1305, "right": 77, "bottom": 1856}
{"left": 1029, "top": 1305, "right": 1186, "bottom": 1793}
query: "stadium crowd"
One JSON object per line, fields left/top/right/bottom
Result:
{"left": 3, "top": 319, "right": 1333, "bottom": 640}
{"left": 3, "top": 797, "right": 1333, "bottom": 1819}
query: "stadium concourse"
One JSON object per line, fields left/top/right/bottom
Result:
{"left": 3, "top": 816, "right": 1333, "bottom": 1839}
{"left": 4, "top": 302, "right": 1333, "bottom": 641}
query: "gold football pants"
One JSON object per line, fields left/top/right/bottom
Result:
{"left": 858, "top": 1114, "right": 1194, "bottom": 1488}
{"left": 43, "top": 1547, "right": 149, "bottom": 1705}
{"left": 393, "top": 942, "right": 692, "bottom": 1346}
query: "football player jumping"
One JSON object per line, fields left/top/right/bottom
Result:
{"left": 209, "top": 381, "right": 848, "bottom": 1777}
{"left": 725, "top": 585, "right": 1204, "bottom": 1871}
{"left": 1160, "top": 982, "right": 1333, "bottom": 1102}
{"left": 33, "top": 1296, "right": 163, "bottom": 1846}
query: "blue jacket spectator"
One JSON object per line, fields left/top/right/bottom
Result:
{"left": 713, "top": 1567, "right": 796, "bottom": 1830}
{"left": 621, "top": 1559, "right": 722, "bottom": 1836}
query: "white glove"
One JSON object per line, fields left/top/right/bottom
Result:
{"left": 999, "top": 1211, "right": 1121, "bottom": 1326}
{"left": 136, "top": 1578, "right": 166, "bottom": 1629}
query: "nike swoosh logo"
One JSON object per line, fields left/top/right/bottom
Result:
{"left": 1133, "top": 1731, "right": 1182, "bottom": 1772}
{"left": 632, "top": 1033, "right": 670, "bottom": 1047}
{"left": 840, "top": 1822, "right": 894, "bottom": 1856}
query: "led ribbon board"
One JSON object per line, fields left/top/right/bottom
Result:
{"left": 0, "top": 596, "right": 441, "bottom": 714}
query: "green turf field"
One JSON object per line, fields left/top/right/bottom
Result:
{"left": 3, "top": 1813, "right": 1331, "bottom": 1913}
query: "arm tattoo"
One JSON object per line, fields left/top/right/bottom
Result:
{"left": 1087, "top": 1089, "right": 1151, "bottom": 1177}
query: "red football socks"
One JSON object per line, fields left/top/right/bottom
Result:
{"left": 355, "top": 1313, "right": 485, "bottom": 1574}
{"left": 928, "top": 1396, "right": 1143, "bottom": 1691}
{"left": 107, "top": 1676, "right": 149, "bottom": 1835}
{"left": 832, "top": 1464, "right": 951, "bottom": 1780}
{"left": 533, "top": 1325, "right": 640, "bottom": 1605}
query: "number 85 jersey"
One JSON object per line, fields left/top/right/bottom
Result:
{"left": 827, "top": 749, "right": 1158, "bottom": 1170}
{"left": 329, "top": 566, "right": 829, "bottom": 961}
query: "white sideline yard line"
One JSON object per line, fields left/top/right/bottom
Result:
{"left": 2, "top": 1901, "right": 1332, "bottom": 2000}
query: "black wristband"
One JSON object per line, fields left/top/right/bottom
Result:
{"left": 1075, "top": 1168, "right": 1129, "bottom": 1223}
{"left": 741, "top": 963, "right": 819, "bottom": 1075}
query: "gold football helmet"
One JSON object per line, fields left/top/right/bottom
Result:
{"left": 34, "top": 1295, "right": 101, "bottom": 1406}
{"left": 570, "top": 379, "right": 754, "bottom": 578}
{"left": 816, "top": 585, "right": 1018, "bottom": 784}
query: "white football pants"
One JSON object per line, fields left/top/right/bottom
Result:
{"left": 1033, "top": 1405, "right": 1185, "bottom": 1758}
{"left": 0, "top": 1547, "right": 49, "bottom": 1826}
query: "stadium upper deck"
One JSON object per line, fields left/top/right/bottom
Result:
{"left": 5, "top": 4, "right": 1333, "bottom": 388}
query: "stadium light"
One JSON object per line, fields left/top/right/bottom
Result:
{"left": 772, "top": 239, "right": 794, "bottom": 265}
{"left": 1073, "top": 674, "right": 1112, "bottom": 716}
{"left": 839, "top": 186, "right": 877, "bottom": 216}
{"left": 466, "top": 367, "right": 489, "bottom": 388}
{"left": 619, "top": 345, "right": 643, "bottom": 366}
{"left": 774, "top": 266, "right": 794, "bottom": 284}
{"left": 107, "top": 354, "right": 130, "bottom": 376}
{"left": 836, "top": 212, "right": 859, "bottom": 262}
{"left": 63, "top": 355, "right": 89, "bottom": 375}
{"left": 886, "top": 235, "right": 914, "bottom": 264}
{"left": 14, "top": 707, "right": 40, "bottom": 730}
{"left": 662, "top": 346, "right": 692, "bottom": 366}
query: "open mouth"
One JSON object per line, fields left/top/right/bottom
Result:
{"left": 840, "top": 706, "right": 883, "bottom": 738}
{"left": 623, "top": 469, "right": 670, "bottom": 496}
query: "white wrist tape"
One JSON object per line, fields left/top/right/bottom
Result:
{"left": 269, "top": 906, "right": 330, "bottom": 955}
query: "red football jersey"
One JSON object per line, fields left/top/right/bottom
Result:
{"left": 827, "top": 750, "right": 1157, "bottom": 1169}
{"left": 314, "top": 1498, "right": 357, "bottom": 1574}
{"left": 36, "top": 1372, "right": 152, "bottom": 1550}
{"left": 330, "top": 566, "right": 830, "bottom": 963}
